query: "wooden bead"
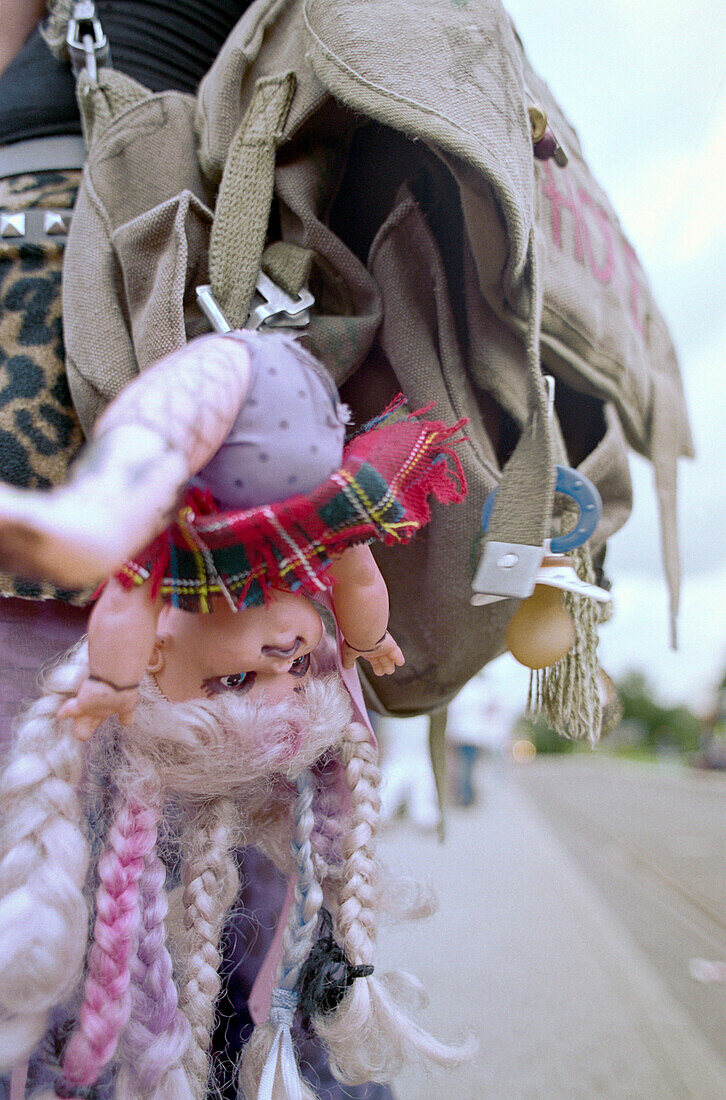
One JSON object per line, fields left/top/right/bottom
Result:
{"left": 505, "top": 584, "right": 576, "bottom": 669}
{"left": 528, "top": 104, "right": 548, "bottom": 143}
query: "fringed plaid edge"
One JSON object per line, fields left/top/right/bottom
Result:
{"left": 116, "top": 399, "right": 468, "bottom": 612}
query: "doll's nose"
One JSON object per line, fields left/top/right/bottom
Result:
{"left": 261, "top": 636, "right": 302, "bottom": 659}
{"left": 260, "top": 636, "right": 306, "bottom": 674}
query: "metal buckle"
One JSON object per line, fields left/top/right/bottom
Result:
{"left": 471, "top": 541, "right": 544, "bottom": 603}
{"left": 66, "top": 2, "right": 111, "bottom": 82}
{"left": 196, "top": 275, "right": 314, "bottom": 335}
{"left": 245, "top": 271, "right": 314, "bottom": 331}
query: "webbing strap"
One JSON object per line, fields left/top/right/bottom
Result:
{"left": 208, "top": 73, "right": 297, "bottom": 328}
{"left": 651, "top": 398, "right": 682, "bottom": 648}
{"left": 475, "top": 233, "right": 556, "bottom": 595}
{"left": 261, "top": 240, "right": 315, "bottom": 298}
{"left": 428, "top": 708, "right": 448, "bottom": 841}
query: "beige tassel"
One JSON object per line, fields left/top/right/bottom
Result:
{"left": 527, "top": 541, "right": 605, "bottom": 745}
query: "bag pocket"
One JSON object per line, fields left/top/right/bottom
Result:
{"left": 112, "top": 190, "right": 213, "bottom": 373}
{"left": 362, "top": 188, "right": 511, "bottom": 716}
{"left": 64, "top": 73, "right": 214, "bottom": 430}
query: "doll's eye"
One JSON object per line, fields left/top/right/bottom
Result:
{"left": 203, "top": 671, "right": 256, "bottom": 697}
{"left": 289, "top": 652, "right": 311, "bottom": 678}
{"left": 220, "top": 673, "right": 249, "bottom": 689}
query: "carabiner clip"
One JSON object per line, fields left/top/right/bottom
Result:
{"left": 66, "top": 2, "right": 111, "bottom": 83}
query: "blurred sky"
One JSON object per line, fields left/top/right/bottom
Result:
{"left": 504, "top": 0, "right": 726, "bottom": 707}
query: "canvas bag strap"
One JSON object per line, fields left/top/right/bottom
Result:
{"left": 208, "top": 72, "right": 301, "bottom": 328}
{"left": 473, "top": 235, "right": 556, "bottom": 597}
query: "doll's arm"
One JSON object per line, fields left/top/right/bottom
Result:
{"left": 58, "top": 578, "right": 163, "bottom": 739}
{"left": 0, "top": 334, "right": 252, "bottom": 588}
{"left": 328, "top": 545, "right": 404, "bottom": 676}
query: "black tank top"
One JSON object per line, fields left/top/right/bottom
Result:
{"left": 0, "top": 1, "right": 250, "bottom": 145}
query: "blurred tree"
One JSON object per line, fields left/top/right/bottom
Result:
{"left": 617, "top": 672, "right": 701, "bottom": 753}
{"left": 514, "top": 714, "right": 574, "bottom": 755}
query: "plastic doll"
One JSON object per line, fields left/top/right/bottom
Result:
{"left": 0, "top": 330, "right": 459, "bottom": 734}
{"left": 60, "top": 549, "right": 401, "bottom": 739}
{"left": 0, "top": 330, "right": 466, "bottom": 737}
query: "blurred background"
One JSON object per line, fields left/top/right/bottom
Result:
{"left": 374, "top": 3, "right": 726, "bottom": 1096}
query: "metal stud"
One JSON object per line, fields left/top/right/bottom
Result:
{"left": 528, "top": 104, "right": 548, "bottom": 144}
{"left": 44, "top": 211, "right": 71, "bottom": 236}
{"left": 0, "top": 213, "right": 25, "bottom": 238}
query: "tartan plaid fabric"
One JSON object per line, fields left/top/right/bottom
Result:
{"left": 118, "top": 401, "right": 467, "bottom": 612}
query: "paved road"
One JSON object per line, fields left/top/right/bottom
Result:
{"left": 375, "top": 756, "right": 726, "bottom": 1099}
{"left": 516, "top": 756, "right": 726, "bottom": 1067}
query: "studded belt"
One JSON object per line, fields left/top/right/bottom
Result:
{"left": 0, "top": 208, "right": 73, "bottom": 244}
{"left": 0, "top": 135, "right": 85, "bottom": 244}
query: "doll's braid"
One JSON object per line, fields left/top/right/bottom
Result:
{"left": 60, "top": 791, "right": 158, "bottom": 1088}
{"left": 314, "top": 723, "right": 475, "bottom": 1083}
{"left": 177, "top": 796, "right": 239, "bottom": 1099}
{"left": 238, "top": 770, "right": 322, "bottom": 1100}
{"left": 115, "top": 783, "right": 192, "bottom": 1100}
{"left": 280, "top": 770, "right": 325, "bottom": 991}
{"left": 334, "top": 724, "right": 380, "bottom": 969}
{"left": 0, "top": 645, "right": 90, "bottom": 1070}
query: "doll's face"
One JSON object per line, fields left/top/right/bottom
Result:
{"left": 153, "top": 591, "right": 324, "bottom": 705}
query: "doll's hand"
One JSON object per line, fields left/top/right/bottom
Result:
{"left": 341, "top": 631, "right": 405, "bottom": 676}
{"left": 57, "top": 674, "right": 140, "bottom": 740}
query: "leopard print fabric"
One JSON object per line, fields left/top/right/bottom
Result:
{"left": 0, "top": 169, "right": 93, "bottom": 604}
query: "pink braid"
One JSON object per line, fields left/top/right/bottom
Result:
{"left": 116, "top": 824, "right": 191, "bottom": 1096}
{"left": 61, "top": 795, "right": 157, "bottom": 1087}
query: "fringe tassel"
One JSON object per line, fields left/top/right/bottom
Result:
{"left": 527, "top": 542, "right": 603, "bottom": 745}
{"left": 239, "top": 772, "right": 321, "bottom": 1100}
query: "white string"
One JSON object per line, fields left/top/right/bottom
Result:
{"left": 258, "top": 990, "right": 302, "bottom": 1100}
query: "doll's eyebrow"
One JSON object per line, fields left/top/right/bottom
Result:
{"left": 261, "top": 637, "right": 303, "bottom": 658}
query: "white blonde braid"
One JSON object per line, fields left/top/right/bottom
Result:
{"left": 177, "top": 796, "right": 239, "bottom": 1099}
{"left": 238, "top": 770, "right": 322, "bottom": 1100}
{"left": 314, "top": 723, "right": 475, "bottom": 1083}
{"left": 0, "top": 643, "right": 91, "bottom": 1068}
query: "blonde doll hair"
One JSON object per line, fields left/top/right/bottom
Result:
{"left": 0, "top": 643, "right": 90, "bottom": 1068}
{"left": 311, "top": 724, "right": 476, "bottom": 1084}
{"left": 0, "top": 636, "right": 473, "bottom": 1097}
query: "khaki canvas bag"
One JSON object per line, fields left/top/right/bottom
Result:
{"left": 58, "top": 0, "right": 692, "bottom": 718}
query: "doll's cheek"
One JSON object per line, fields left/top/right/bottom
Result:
{"left": 246, "top": 672, "right": 301, "bottom": 705}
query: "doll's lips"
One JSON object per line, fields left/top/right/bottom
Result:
{"left": 261, "top": 637, "right": 303, "bottom": 659}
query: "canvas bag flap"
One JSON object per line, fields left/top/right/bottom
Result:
{"left": 301, "top": 0, "right": 692, "bottom": 460}
{"left": 301, "top": 0, "right": 536, "bottom": 300}
{"left": 518, "top": 33, "right": 693, "bottom": 463}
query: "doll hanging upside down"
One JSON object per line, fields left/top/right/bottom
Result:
{"left": 0, "top": 330, "right": 467, "bottom": 735}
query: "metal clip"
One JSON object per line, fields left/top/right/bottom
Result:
{"left": 66, "top": 2, "right": 111, "bottom": 82}
{"left": 524, "top": 83, "right": 568, "bottom": 167}
{"left": 196, "top": 286, "right": 232, "bottom": 333}
{"left": 245, "top": 271, "right": 314, "bottom": 331}
{"left": 471, "top": 541, "right": 544, "bottom": 603}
